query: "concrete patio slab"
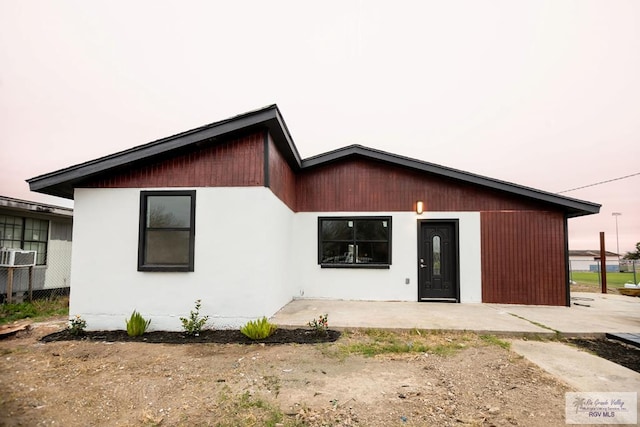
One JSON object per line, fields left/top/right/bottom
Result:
{"left": 271, "top": 299, "right": 551, "bottom": 334}
{"left": 271, "top": 292, "right": 640, "bottom": 335}
{"left": 490, "top": 292, "right": 640, "bottom": 335}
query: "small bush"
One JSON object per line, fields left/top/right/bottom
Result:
{"left": 125, "top": 310, "right": 150, "bottom": 337}
{"left": 180, "top": 299, "right": 209, "bottom": 336}
{"left": 308, "top": 313, "right": 329, "bottom": 336}
{"left": 240, "top": 317, "right": 277, "bottom": 340}
{"left": 69, "top": 315, "right": 87, "bottom": 336}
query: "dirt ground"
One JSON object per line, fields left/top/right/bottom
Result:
{"left": 0, "top": 319, "right": 578, "bottom": 427}
{"left": 567, "top": 337, "right": 640, "bottom": 373}
{"left": 569, "top": 283, "right": 619, "bottom": 294}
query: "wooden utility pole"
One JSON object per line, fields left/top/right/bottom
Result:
{"left": 6, "top": 267, "right": 13, "bottom": 304}
{"left": 599, "top": 232, "right": 607, "bottom": 294}
{"left": 28, "top": 266, "right": 33, "bottom": 302}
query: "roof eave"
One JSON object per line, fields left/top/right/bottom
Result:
{"left": 0, "top": 196, "right": 73, "bottom": 218}
{"left": 27, "top": 105, "right": 302, "bottom": 199}
{"left": 26, "top": 107, "right": 601, "bottom": 219}
{"left": 301, "top": 145, "right": 601, "bottom": 218}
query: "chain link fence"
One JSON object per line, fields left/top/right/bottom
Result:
{"left": 0, "top": 286, "right": 70, "bottom": 303}
{"left": 619, "top": 259, "right": 640, "bottom": 274}
{"left": 1, "top": 222, "right": 72, "bottom": 304}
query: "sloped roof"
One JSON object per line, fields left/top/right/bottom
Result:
{"left": 28, "top": 104, "right": 600, "bottom": 218}
{"left": 0, "top": 195, "right": 73, "bottom": 218}
{"left": 28, "top": 105, "right": 299, "bottom": 199}
{"left": 569, "top": 250, "right": 619, "bottom": 257}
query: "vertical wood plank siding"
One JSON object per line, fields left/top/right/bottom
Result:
{"left": 84, "top": 132, "right": 264, "bottom": 188}
{"left": 267, "top": 135, "right": 296, "bottom": 210}
{"left": 296, "top": 159, "right": 546, "bottom": 212}
{"left": 481, "top": 211, "right": 567, "bottom": 305}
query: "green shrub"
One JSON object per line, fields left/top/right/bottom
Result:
{"left": 180, "top": 299, "right": 209, "bottom": 336}
{"left": 125, "top": 310, "right": 150, "bottom": 337}
{"left": 308, "top": 313, "right": 329, "bottom": 336}
{"left": 240, "top": 317, "right": 277, "bottom": 340}
{"left": 69, "top": 314, "right": 87, "bottom": 336}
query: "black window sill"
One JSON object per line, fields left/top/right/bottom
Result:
{"left": 138, "top": 265, "right": 193, "bottom": 272}
{"left": 320, "top": 264, "right": 390, "bottom": 269}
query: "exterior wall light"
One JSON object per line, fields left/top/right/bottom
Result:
{"left": 416, "top": 200, "right": 424, "bottom": 214}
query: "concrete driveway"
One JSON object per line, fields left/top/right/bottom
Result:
{"left": 272, "top": 292, "right": 640, "bottom": 335}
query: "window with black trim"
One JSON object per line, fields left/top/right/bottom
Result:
{"left": 318, "top": 217, "right": 391, "bottom": 268}
{"left": 0, "top": 215, "right": 48, "bottom": 265}
{"left": 138, "top": 190, "right": 196, "bottom": 272}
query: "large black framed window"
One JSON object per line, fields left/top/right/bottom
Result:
{"left": 318, "top": 217, "right": 391, "bottom": 268}
{"left": 138, "top": 190, "right": 196, "bottom": 272}
{"left": 0, "top": 215, "right": 48, "bottom": 265}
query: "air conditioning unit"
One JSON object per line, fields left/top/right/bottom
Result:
{"left": 0, "top": 249, "right": 37, "bottom": 267}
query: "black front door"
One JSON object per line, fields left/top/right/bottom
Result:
{"left": 418, "top": 221, "right": 458, "bottom": 301}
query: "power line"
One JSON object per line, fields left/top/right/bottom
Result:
{"left": 558, "top": 172, "right": 640, "bottom": 194}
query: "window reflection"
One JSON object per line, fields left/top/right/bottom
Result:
{"left": 433, "top": 236, "right": 441, "bottom": 275}
{"left": 319, "top": 217, "right": 391, "bottom": 266}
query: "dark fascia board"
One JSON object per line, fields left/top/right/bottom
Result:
{"left": 302, "top": 144, "right": 601, "bottom": 218}
{"left": 0, "top": 195, "right": 73, "bottom": 218}
{"left": 27, "top": 105, "right": 599, "bottom": 218}
{"left": 27, "top": 104, "right": 302, "bottom": 199}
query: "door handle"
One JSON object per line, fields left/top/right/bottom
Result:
{"left": 420, "top": 258, "right": 426, "bottom": 268}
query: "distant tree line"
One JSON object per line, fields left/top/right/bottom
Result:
{"left": 623, "top": 242, "right": 640, "bottom": 260}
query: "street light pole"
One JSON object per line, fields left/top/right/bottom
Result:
{"left": 612, "top": 212, "right": 622, "bottom": 261}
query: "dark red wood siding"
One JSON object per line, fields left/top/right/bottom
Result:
{"left": 84, "top": 132, "right": 264, "bottom": 188}
{"left": 267, "top": 134, "right": 296, "bottom": 210}
{"left": 481, "top": 211, "right": 567, "bottom": 305}
{"left": 296, "top": 158, "right": 547, "bottom": 212}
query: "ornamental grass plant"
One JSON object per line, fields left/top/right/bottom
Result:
{"left": 125, "top": 310, "right": 151, "bottom": 337}
{"left": 240, "top": 317, "right": 277, "bottom": 340}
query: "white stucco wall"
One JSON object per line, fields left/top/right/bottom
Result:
{"left": 291, "top": 212, "right": 482, "bottom": 303}
{"left": 70, "top": 187, "right": 296, "bottom": 331}
{"left": 70, "top": 187, "right": 483, "bottom": 331}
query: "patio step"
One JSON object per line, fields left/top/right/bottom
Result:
{"left": 605, "top": 332, "right": 640, "bottom": 349}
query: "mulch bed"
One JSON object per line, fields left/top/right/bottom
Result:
{"left": 41, "top": 328, "right": 341, "bottom": 345}
{"left": 567, "top": 337, "right": 640, "bottom": 374}
{"left": 38, "top": 329, "right": 640, "bottom": 374}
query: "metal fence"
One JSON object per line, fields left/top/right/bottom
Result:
{"left": 1, "top": 239, "right": 71, "bottom": 304}
{"left": 0, "top": 265, "right": 70, "bottom": 303}
{"left": 0, "top": 283, "right": 69, "bottom": 304}
{"left": 569, "top": 259, "right": 639, "bottom": 287}
{"left": 619, "top": 259, "right": 640, "bottom": 273}
{"left": 569, "top": 259, "right": 639, "bottom": 273}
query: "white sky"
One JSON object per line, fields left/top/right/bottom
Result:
{"left": 1, "top": 1, "right": 638, "bottom": 254}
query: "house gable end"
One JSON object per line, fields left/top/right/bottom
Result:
{"left": 302, "top": 145, "right": 600, "bottom": 217}
{"left": 296, "top": 157, "right": 563, "bottom": 213}
{"left": 27, "top": 105, "right": 301, "bottom": 198}
{"left": 82, "top": 131, "right": 266, "bottom": 189}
